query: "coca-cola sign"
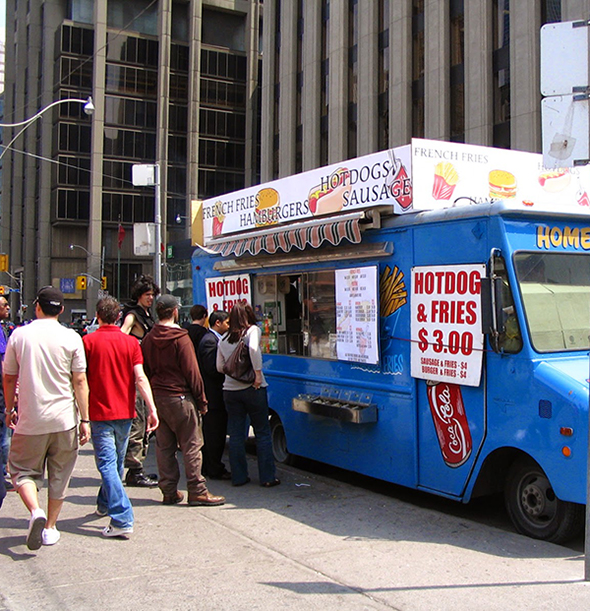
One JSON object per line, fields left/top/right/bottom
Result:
{"left": 427, "top": 382, "right": 472, "bottom": 468}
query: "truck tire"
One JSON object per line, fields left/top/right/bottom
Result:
{"left": 270, "top": 415, "right": 294, "bottom": 465}
{"left": 504, "top": 457, "right": 584, "bottom": 544}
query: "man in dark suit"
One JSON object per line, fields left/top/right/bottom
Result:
{"left": 197, "top": 310, "right": 231, "bottom": 480}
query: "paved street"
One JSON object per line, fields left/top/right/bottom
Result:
{"left": 1, "top": 444, "right": 589, "bottom": 610}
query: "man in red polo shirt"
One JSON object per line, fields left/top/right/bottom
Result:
{"left": 83, "top": 297, "right": 159, "bottom": 539}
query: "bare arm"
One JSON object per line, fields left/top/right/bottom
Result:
{"left": 120, "top": 312, "right": 136, "bottom": 335}
{"left": 134, "top": 363, "right": 159, "bottom": 433}
{"left": 3, "top": 373, "right": 18, "bottom": 429}
{"left": 72, "top": 371, "right": 91, "bottom": 445}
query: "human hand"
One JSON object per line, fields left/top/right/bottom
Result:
{"left": 146, "top": 411, "right": 159, "bottom": 433}
{"left": 6, "top": 409, "right": 18, "bottom": 430}
{"left": 79, "top": 421, "right": 91, "bottom": 445}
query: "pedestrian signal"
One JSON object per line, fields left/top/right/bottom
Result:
{"left": 76, "top": 275, "right": 87, "bottom": 291}
{"left": 101, "top": 276, "right": 107, "bottom": 290}
{"left": 0, "top": 254, "right": 8, "bottom": 272}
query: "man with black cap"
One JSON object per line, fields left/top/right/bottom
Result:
{"left": 3, "top": 286, "right": 90, "bottom": 550}
{"left": 141, "top": 294, "right": 225, "bottom": 507}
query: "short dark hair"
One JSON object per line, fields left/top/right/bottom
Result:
{"left": 209, "top": 310, "right": 228, "bottom": 328}
{"left": 156, "top": 300, "right": 177, "bottom": 321}
{"left": 96, "top": 296, "right": 120, "bottom": 324}
{"left": 131, "top": 275, "right": 160, "bottom": 301}
{"left": 190, "top": 304, "right": 208, "bottom": 321}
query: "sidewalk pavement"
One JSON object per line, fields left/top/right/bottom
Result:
{"left": 1, "top": 444, "right": 588, "bottom": 611}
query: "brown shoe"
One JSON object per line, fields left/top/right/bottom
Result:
{"left": 162, "top": 491, "right": 184, "bottom": 505}
{"left": 188, "top": 491, "right": 225, "bottom": 506}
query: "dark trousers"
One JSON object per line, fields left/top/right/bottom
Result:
{"left": 154, "top": 394, "right": 207, "bottom": 497}
{"left": 202, "top": 407, "right": 228, "bottom": 478}
{"left": 124, "top": 395, "right": 149, "bottom": 472}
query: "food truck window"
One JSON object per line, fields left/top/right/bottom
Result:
{"left": 495, "top": 257, "right": 522, "bottom": 353}
{"left": 515, "top": 252, "right": 590, "bottom": 352}
{"left": 253, "top": 271, "right": 337, "bottom": 359}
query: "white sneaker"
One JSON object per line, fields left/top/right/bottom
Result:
{"left": 42, "top": 527, "right": 61, "bottom": 546}
{"left": 26, "top": 509, "right": 47, "bottom": 550}
{"left": 102, "top": 524, "right": 133, "bottom": 539}
{"left": 95, "top": 508, "right": 108, "bottom": 517}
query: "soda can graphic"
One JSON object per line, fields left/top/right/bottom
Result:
{"left": 426, "top": 382, "right": 472, "bottom": 468}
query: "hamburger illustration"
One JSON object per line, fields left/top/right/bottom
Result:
{"left": 538, "top": 169, "right": 571, "bottom": 193}
{"left": 432, "top": 162, "right": 459, "bottom": 200}
{"left": 308, "top": 167, "right": 349, "bottom": 216}
{"left": 488, "top": 169, "right": 517, "bottom": 199}
{"left": 255, "top": 188, "right": 280, "bottom": 227}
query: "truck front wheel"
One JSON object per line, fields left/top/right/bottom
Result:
{"left": 504, "top": 458, "right": 584, "bottom": 544}
{"left": 270, "top": 415, "right": 294, "bottom": 465}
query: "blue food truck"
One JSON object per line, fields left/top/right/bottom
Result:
{"left": 191, "top": 139, "right": 590, "bottom": 543}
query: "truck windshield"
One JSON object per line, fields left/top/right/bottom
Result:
{"left": 515, "top": 252, "right": 590, "bottom": 352}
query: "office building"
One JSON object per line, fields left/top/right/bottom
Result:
{"left": 1, "top": 0, "right": 261, "bottom": 320}
{"left": 260, "top": 0, "right": 580, "bottom": 181}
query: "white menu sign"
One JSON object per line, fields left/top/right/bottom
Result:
{"left": 205, "top": 274, "right": 251, "bottom": 313}
{"left": 410, "top": 264, "right": 485, "bottom": 387}
{"left": 336, "top": 266, "right": 379, "bottom": 365}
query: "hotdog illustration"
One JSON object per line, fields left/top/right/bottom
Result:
{"left": 308, "top": 167, "right": 349, "bottom": 216}
{"left": 538, "top": 169, "right": 571, "bottom": 193}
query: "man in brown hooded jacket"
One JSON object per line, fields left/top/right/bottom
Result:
{"left": 141, "top": 294, "right": 225, "bottom": 507}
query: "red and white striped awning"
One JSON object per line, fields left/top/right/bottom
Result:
{"left": 206, "top": 214, "right": 363, "bottom": 257}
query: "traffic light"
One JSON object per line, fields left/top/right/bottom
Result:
{"left": 0, "top": 286, "right": 7, "bottom": 295}
{"left": 0, "top": 254, "right": 8, "bottom": 272}
{"left": 76, "top": 275, "right": 87, "bottom": 291}
{"left": 101, "top": 276, "right": 107, "bottom": 290}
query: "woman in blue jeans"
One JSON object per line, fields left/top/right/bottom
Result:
{"left": 216, "top": 302, "right": 280, "bottom": 488}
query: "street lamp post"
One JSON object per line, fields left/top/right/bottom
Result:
{"left": 0, "top": 97, "right": 94, "bottom": 160}
{"left": 0, "top": 97, "right": 94, "bottom": 315}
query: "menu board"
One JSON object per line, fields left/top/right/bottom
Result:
{"left": 336, "top": 266, "right": 379, "bottom": 364}
{"left": 410, "top": 264, "right": 485, "bottom": 387}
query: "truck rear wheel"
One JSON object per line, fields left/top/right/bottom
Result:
{"left": 270, "top": 415, "right": 294, "bottom": 465}
{"left": 504, "top": 458, "right": 584, "bottom": 544}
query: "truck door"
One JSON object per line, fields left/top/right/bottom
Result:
{"left": 417, "top": 380, "right": 485, "bottom": 498}
{"left": 414, "top": 264, "right": 487, "bottom": 498}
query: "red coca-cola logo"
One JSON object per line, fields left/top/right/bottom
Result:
{"left": 427, "top": 383, "right": 472, "bottom": 468}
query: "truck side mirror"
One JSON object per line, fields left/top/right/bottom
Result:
{"left": 480, "top": 276, "right": 505, "bottom": 353}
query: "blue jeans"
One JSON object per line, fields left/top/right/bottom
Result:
{"left": 224, "top": 387, "right": 276, "bottom": 485}
{"left": 0, "top": 415, "right": 10, "bottom": 476}
{"left": 91, "top": 420, "right": 134, "bottom": 529}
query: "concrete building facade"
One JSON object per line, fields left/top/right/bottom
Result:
{"left": 260, "top": 0, "right": 586, "bottom": 182}
{"left": 1, "top": 0, "right": 261, "bottom": 320}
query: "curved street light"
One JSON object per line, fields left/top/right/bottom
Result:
{"left": 70, "top": 243, "right": 105, "bottom": 281}
{"left": 0, "top": 97, "right": 94, "bottom": 161}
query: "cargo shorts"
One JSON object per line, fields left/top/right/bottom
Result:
{"left": 8, "top": 427, "right": 79, "bottom": 500}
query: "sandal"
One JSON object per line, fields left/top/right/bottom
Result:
{"left": 261, "top": 478, "right": 281, "bottom": 488}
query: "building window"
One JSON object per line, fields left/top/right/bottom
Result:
{"left": 412, "top": 0, "right": 425, "bottom": 138}
{"left": 55, "top": 188, "right": 90, "bottom": 220}
{"left": 378, "top": 0, "right": 389, "bottom": 151}
{"left": 492, "top": 0, "right": 510, "bottom": 149}
{"left": 450, "top": 0, "right": 464, "bottom": 142}
{"left": 348, "top": 0, "right": 358, "bottom": 158}
{"left": 202, "top": 7, "right": 247, "bottom": 52}
{"left": 107, "top": 0, "right": 158, "bottom": 37}
{"left": 542, "top": 0, "right": 561, "bottom": 24}
{"left": 106, "top": 34, "right": 159, "bottom": 67}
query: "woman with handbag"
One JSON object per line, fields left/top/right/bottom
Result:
{"left": 216, "top": 302, "right": 280, "bottom": 488}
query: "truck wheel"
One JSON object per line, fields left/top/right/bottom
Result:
{"left": 504, "top": 458, "right": 584, "bottom": 544}
{"left": 270, "top": 415, "right": 293, "bottom": 465}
